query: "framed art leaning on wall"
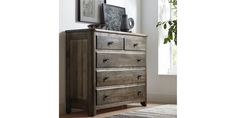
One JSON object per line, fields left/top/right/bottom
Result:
{"left": 101, "top": 4, "right": 126, "bottom": 31}
{"left": 78, "top": 0, "right": 106, "bottom": 23}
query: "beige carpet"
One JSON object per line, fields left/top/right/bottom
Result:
{"left": 106, "top": 105, "right": 177, "bottom": 118}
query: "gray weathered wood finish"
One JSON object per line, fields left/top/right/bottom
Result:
{"left": 96, "top": 68, "right": 146, "bottom": 87}
{"left": 125, "top": 36, "right": 146, "bottom": 51}
{"left": 66, "top": 31, "right": 90, "bottom": 114}
{"left": 97, "top": 51, "right": 146, "bottom": 67}
{"left": 96, "top": 33, "right": 124, "bottom": 50}
{"left": 69, "top": 40, "right": 88, "bottom": 99}
{"left": 66, "top": 29, "right": 147, "bottom": 116}
{"left": 97, "top": 85, "right": 145, "bottom": 105}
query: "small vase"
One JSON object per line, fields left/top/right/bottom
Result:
{"left": 120, "top": 14, "right": 129, "bottom": 32}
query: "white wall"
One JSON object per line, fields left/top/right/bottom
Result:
{"left": 141, "top": 0, "right": 177, "bottom": 103}
{"left": 59, "top": 0, "right": 141, "bottom": 33}
{"left": 59, "top": 0, "right": 141, "bottom": 114}
{"left": 59, "top": 0, "right": 87, "bottom": 32}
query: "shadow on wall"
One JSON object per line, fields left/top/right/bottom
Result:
{"left": 59, "top": 32, "right": 66, "bottom": 114}
{"left": 75, "top": 0, "right": 79, "bottom": 22}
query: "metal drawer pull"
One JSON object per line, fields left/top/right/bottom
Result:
{"left": 137, "top": 91, "right": 142, "bottom": 96}
{"left": 103, "top": 58, "right": 109, "bottom": 63}
{"left": 137, "top": 75, "right": 142, "bottom": 79}
{"left": 103, "top": 95, "right": 108, "bottom": 101}
{"left": 103, "top": 77, "right": 109, "bottom": 82}
{"left": 137, "top": 59, "right": 142, "bottom": 62}
{"left": 133, "top": 43, "right": 138, "bottom": 47}
{"left": 107, "top": 41, "right": 114, "bottom": 45}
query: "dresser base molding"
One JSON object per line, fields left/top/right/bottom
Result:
{"left": 96, "top": 100, "right": 146, "bottom": 110}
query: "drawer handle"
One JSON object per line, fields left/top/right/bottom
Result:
{"left": 137, "top": 91, "right": 142, "bottom": 96}
{"left": 107, "top": 41, "right": 114, "bottom": 45}
{"left": 103, "top": 95, "right": 108, "bottom": 101}
{"left": 103, "top": 77, "right": 109, "bottom": 82}
{"left": 103, "top": 58, "right": 109, "bottom": 63}
{"left": 137, "top": 75, "right": 142, "bottom": 79}
{"left": 137, "top": 59, "right": 142, "bottom": 62}
{"left": 133, "top": 43, "right": 138, "bottom": 47}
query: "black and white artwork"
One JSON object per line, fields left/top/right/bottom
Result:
{"left": 78, "top": 0, "right": 106, "bottom": 23}
{"left": 83, "top": 0, "right": 95, "bottom": 18}
{"left": 102, "top": 4, "right": 126, "bottom": 31}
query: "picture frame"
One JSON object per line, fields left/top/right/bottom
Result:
{"left": 78, "top": 0, "right": 106, "bottom": 23}
{"left": 101, "top": 4, "right": 126, "bottom": 31}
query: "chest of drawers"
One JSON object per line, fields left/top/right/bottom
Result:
{"left": 65, "top": 29, "right": 147, "bottom": 116}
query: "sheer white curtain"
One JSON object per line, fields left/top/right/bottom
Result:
{"left": 158, "top": 0, "right": 177, "bottom": 75}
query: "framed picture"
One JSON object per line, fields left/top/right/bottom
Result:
{"left": 78, "top": 0, "right": 106, "bottom": 23}
{"left": 102, "top": 4, "right": 126, "bottom": 31}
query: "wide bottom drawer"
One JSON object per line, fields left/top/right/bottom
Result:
{"left": 96, "top": 85, "right": 145, "bottom": 105}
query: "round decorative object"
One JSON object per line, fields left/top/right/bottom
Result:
{"left": 128, "top": 18, "right": 134, "bottom": 30}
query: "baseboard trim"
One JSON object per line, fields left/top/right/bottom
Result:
{"left": 147, "top": 93, "right": 177, "bottom": 104}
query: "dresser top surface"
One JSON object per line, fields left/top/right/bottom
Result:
{"left": 66, "top": 28, "right": 147, "bottom": 37}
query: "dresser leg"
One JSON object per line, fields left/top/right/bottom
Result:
{"left": 87, "top": 105, "right": 96, "bottom": 116}
{"left": 141, "top": 101, "right": 147, "bottom": 106}
{"left": 88, "top": 109, "right": 96, "bottom": 116}
{"left": 66, "top": 103, "right": 71, "bottom": 114}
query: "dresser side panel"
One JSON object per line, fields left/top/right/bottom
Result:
{"left": 66, "top": 31, "right": 89, "bottom": 110}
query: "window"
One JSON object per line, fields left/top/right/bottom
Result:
{"left": 158, "top": 32, "right": 177, "bottom": 75}
{"left": 158, "top": 0, "right": 177, "bottom": 75}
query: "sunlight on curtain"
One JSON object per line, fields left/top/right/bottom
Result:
{"left": 158, "top": 0, "right": 177, "bottom": 75}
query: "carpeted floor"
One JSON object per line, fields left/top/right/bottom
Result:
{"left": 106, "top": 105, "right": 177, "bottom": 118}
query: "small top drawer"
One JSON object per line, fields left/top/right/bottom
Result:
{"left": 125, "top": 36, "right": 146, "bottom": 51}
{"left": 96, "top": 33, "right": 123, "bottom": 50}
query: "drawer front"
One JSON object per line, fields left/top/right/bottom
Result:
{"left": 96, "top": 34, "right": 123, "bottom": 50}
{"left": 125, "top": 36, "right": 146, "bottom": 51}
{"left": 97, "top": 85, "right": 145, "bottom": 105}
{"left": 97, "top": 69, "right": 146, "bottom": 87}
{"left": 97, "top": 52, "right": 146, "bottom": 67}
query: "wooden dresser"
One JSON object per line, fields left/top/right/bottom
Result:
{"left": 65, "top": 29, "right": 147, "bottom": 116}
